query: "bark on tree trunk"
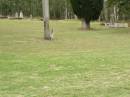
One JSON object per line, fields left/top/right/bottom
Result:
{"left": 44, "top": 20, "right": 52, "bottom": 40}
{"left": 42, "top": 0, "right": 52, "bottom": 40}
{"left": 81, "top": 19, "right": 90, "bottom": 30}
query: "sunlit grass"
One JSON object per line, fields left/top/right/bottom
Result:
{"left": 0, "top": 19, "right": 130, "bottom": 97}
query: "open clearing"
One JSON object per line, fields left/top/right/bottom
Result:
{"left": 0, "top": 19, "right": 130, "bottom": 97}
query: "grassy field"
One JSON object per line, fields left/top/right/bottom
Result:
{"left": 0, "top": 19, "right": 130, "bottom": 97}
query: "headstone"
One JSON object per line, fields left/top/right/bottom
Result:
{"left": 19, "top": 11, "right": 24, "bottom": 19}
{"left": 30, "top": 14, "right": 32, "bottom": 19}
{"left": 15, "top": 12, "right": 18, "bottom": 18}
{"left": 74, "top": 15, "right": 78, "bottom": 19}
{"left": 105, "top": 23, "right": 128, "bottom": 28}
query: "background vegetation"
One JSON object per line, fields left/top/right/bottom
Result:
{"left": 0, "top": 0, "right": 130, "bottom": 20}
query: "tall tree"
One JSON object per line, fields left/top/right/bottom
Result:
{"left": 70, "top": 0, "right": 104, "bottom": 29}
{"left": 42, "top": 0, "right": 52, "bottom": 40}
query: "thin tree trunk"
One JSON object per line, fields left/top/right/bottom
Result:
{"left": 81, "top": 19, "right": 90, "bottom": 30}
{"left": 65, "top": 7, "right": 68, "bottom": 19}
{"left": 104, "top": 0, "right": 109, "bottom": 22}
{"left": 114, "top": 5, "right": 117, "bottom": 22}
{"left": 65, "top": 1, "right": 68, "bottom": 19}
{"left": 42, "top": 0, "right": 52, "bottom": 40}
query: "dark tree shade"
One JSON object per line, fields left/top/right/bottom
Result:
{"left": 70, "top": 0, "right": 104, "bottom": 28}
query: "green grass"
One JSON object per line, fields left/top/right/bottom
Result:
{"left": 0, "top": 19, "right": 130, "bottom": 97}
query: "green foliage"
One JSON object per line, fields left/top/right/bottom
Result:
{"left": 108, "top": 0, "right": 130, "bottom": 20}
{"left": 49, "top": 0, "right": 73, "bottom": 19}
{"left": 0, "top": 0, "right": 73, "bottom": 19}
{"left": 70, "top": 0, "right": 104, "bottom": 23}
{"left": 0, "top": 0, "right": 42, "bottom": 16}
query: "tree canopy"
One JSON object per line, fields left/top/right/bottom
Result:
{"left": 70, "top": 0, "right": 104, "bottom": 29}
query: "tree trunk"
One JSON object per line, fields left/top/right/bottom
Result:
{"left": 81, "top": 19, "right": 90, "bottom": 30}
{"left": 114, "top": 5, "right": 117, "bottom": 22}
{"left": 65, "top": 1, "right": 68, "bottom": 19}
{"left": 104, "top": 0, "right": 109, "bottom": 22}
{"left": 65, "top": 7, "right": 68, "bottom": 19}
{"left": 42, "top": 0, "right": 52, "bottom": 40}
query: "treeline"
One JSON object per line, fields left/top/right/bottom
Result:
{"left": 0, "top": 0, "right": 42, "bottom": 17}
{"left": 0, "top": 0, "right": 130, "bottom": 20}
{"left": 0, "top": 0, "right": 73, "bottom": 19}
{"left": 102, "top": 0, "right": 130, "bottom": 21}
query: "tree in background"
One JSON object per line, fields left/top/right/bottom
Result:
{"left": 106, "top": 0, "right": 130, "bottom": 21}
{"left": 0, "top": 0, "right": 73, "bottom": 19}
{"left": 0, "top": 0, "right": 129, "bottom": 21}
{"left": 70, "top": 0, "right": 104, "bottom": 30}
{"left": 49, "top": 0, "right": 73, "bottom": 19}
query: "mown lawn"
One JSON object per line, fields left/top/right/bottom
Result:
{"left": 0, "top": 19, "right": 130, "bottom": 97}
